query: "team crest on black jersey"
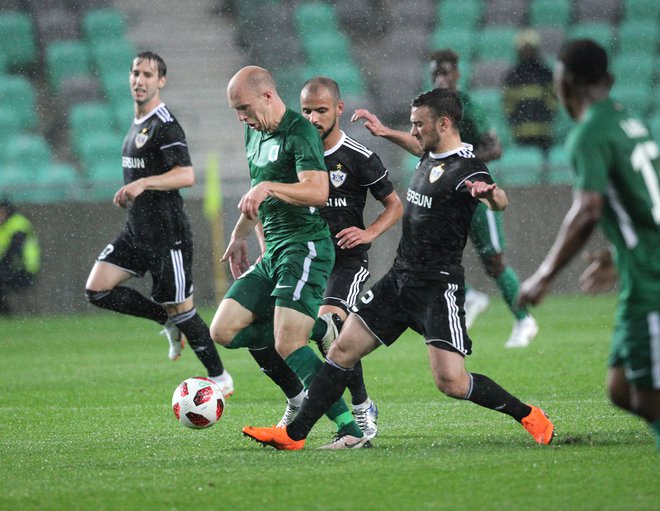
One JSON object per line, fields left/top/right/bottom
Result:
{"left": 429, "top": 163, "right": 445, "bottom": 183}
{"left": 135, "top": 127, "right": 149, "bottom": 149}
{"left": 330, "top": 163, "right": 347, "bottom": 188}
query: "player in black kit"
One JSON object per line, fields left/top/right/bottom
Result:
{"left": 243, "top": 89, "right": 555, "bottom": 449}
{"left": 85, "top": 52, "right": 233, "bottom": 396}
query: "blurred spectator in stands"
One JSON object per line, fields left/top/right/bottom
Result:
{"left": 0, "top": 199, "right": 40, "bottom": 314}
{"left": 502, "top": 29, "right": 557, "bottom": 158}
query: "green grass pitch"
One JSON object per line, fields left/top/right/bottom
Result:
{"left": 1, "top": 294, "right": 657, "bottom": 511}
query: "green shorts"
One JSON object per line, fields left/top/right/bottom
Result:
{"left": 609, "top": 308, "right": 660, "bottom": 390}
{"left": 225, "top": 238, "right": 335, "bottom": 320}
{"left": 469, "top": 202, "right": 505, "bottom": 258}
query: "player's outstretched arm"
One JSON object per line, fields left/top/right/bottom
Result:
{"left": 465, "top": 180, "right": 507, "bottom": 211}
{"left": 351, "top": 109, "right": 422, "bottom": 157}
{"left": 518, "top": 190, "right": 603, "bottom": 307}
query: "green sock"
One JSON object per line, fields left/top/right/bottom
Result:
{"left": 285, "top": 345, "right": 358, "bottom": 431}
{"left": 310, "top": 316, "right": 326, "bottom": 342}
{"left": 336, "top": 412, "right": 363, "bottom": 436}
{"left": 651, "top": 419, "right": 660, "bottom": 452}
{"left": 496, "top": 267, "right": 527, "bottom": 320}
{"left": 227, "top": 320, "right": 274, "bottom": 349}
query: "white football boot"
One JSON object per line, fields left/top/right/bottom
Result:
{"left": 505, "top": 315, "right": 539, "bottom": 348}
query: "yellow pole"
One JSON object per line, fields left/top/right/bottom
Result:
{"left": 204, "top": 152, "right": 227, "bottom": 302}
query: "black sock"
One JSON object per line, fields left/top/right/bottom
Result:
{"left": 86, "top": 286, "right": 168, "bottom": 324}
{"left": 171, "top": 309, "right": 224, "bottom": 377}
{"left": 287, "top": 361, "right": 350, "bottom": 441}
{"left": 249, "top": 346, "right": 303, "bottom": 399}
{"left": 466, "top": 373, "right": 531, "bottom": 422}
{"left": 347, "top": 361, "right": 368, "bottom": 405}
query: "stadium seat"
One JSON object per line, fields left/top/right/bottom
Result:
{"left": 622, "top": 0, "right": 660, "bottom": 22}
{"left": 489, "top": 146, "right": 545, "bottom": 187}
{"left": 649, "top": 114, "right": 660, "bottom": 138}
{"left": 85, "top": 160, "right": 121, "bottom": 200}
{"left": 436, "top": 0, "right": 482, "bottom": 30}
{"left": 612, "top": 84, "right": 653, "bottom": 117}
{"left": 529, "top": 0, "right": 572, "bottom": 28}
{"left": 0, "top": 11, "right": 37, "bottom": 70}
{"left": 0, "top": 74, "right": 37, "bottom": 128}
{"left": 611, "top": 53, "right": 655, "bottom": 88}
{"left": 616, "top": 20, "right": 658, "bottom": 56}
{"left": 470, "top": 60, "right": 510, "bottom": 90}
{"left": 68, "top": 101, "right": 116, "bottom": 153}
{"left": 430, "top": 27, "right": 475, "bottom": 61}
{"left": 112, "top": 100, "right": 134, "bottom": 131}
{"left": 484, "top": 0, "right": 528, "bottom": 26}
{"left": 574, "top": 0, "right": 621, "bottom": 23}
{"left": 553, "top": 108, "right": 574, "bottom": 144}
{"left": 547, "top": 145, "right": 572, "bottom": 184}
{"left": 91, "top": 38, "right": 135, "bottom": 78}
{"left": 294, "top": 2, "right": 338, "bottom": 38}
{"left": 4, "top": 134, "right": 53, "bottom": 177}
{"left": 568, "top": 23, "right": 615, "bottom": 53}
{"left": 78, "top": 131, "right": 123, "bottom": 171}
{"left": 469, "top": 88, "right": 505, "bottom": 120}
{"left": 301, "top": 31, "right": 351, "bottom": 66}
{"left": 82, "top": 8, "right": 126, "bottom": 45}
{"left": 30, "top": 163, "right": 81, "bottom": 203}
{"left": 46, "top": 39, "right": 93, "bottom": 93}
{"left": 475, "top": 26, "right": 518, "bottom": 62}
{"left": 0, "top": 106, "right": 22, "bottom": 147}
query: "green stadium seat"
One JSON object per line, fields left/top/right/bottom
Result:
{"left": 547, "top": 145, "right": 572, "bottom": 184}
{"left": 0, "top": 106, "right": 22, "bottom": 149}
{"left": 529, "top": 0, "right": 572, "bottom": 27}
{"left": 0, "top": 74, "right": 37, "bottom": 128}
{"left": 612, "top": 84, "right": 653, "bottom": 117}
{"left": 616, "top": 20, "right": 658, "bottom": 56}
{"left": 85, "top": 161, "right": 122, "bottom": 200}
{"left": 294, "top": 2, "right": 339, "bottom": 38}
{"left": 475, "top": 26, "right": 517, "bottom": 62}
{"left": 30, "top": 163, "right": 81, "bottom": 203}
{"left": 112, "top": 99, "right": 134, "bottom": 131}
{"left": 491, "top": 117, "right": 513, "bottom": 148}
{"left": 568, "top": 23, "right": 614, "bottom": 53}
{"left": 0, "top": 11, "right": 37, "bottom": 70}
{"left": 489, "top": 146, "right": 545, "bottom": 186}
{"left": 469, "top": 88, "right": 505, "bottom": 120}
{"left": 623, "top": 0, "right": 660, "bottom": 22}
{"left": 69, "top": 101, "right": 116, "bottom": 157}
{"left": 4, "top": 134, "right": 53, "bottom": 176}
{"left": 46, "top": 40, "right": 93, "bottom": 94}
{"left": 301, "top": 31, "right": 351, "bottom": 66}
{"left": 611, "top": 53, "right": 655, "bottom": 87}
{"left": 302, "top": 61, "right": 365, "bottom": 97}
{"left": 553, "top": 108, "right": 574, "bottom": 144}
{"left": 82, "top": 8, "right": 127, "bottom": 45}
{"left": 91, "top": 38, "right": 135, "bottom": 79}
{"left": 430, "top": 27, "right": 475, "bottom": 60}
{"left": 78, "top": 131, "right": 123, "bottom": 172}
{"left": 436, "top": 0, "right": 483, "bottom": 30}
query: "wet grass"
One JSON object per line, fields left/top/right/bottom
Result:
{"left": 0, "top": 294, "right": 657, "bottom": 511}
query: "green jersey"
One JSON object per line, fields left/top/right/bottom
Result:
{"left": 458, "top": 90, "right": 491, "bottom": 149}
{"left": 244, "top": 108, "right": 330, "bottom": 250}
{"left": 567, "top": 98, "right": 660, "bottom": 314}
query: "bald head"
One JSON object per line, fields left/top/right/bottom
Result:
{"left": 227, "top": 65, "right": 285, "bottom": 132}
{"left": 228, "top": 65, "right": 277, "bottom": 98}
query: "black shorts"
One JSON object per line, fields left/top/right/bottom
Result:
{"left": 324, "top": 252, "right": 370, "bottom": 314}
{"left": 351, "top": 268, "right": 472, "bottom": 356}
{"left": 97, "top": 226, "right": 194, "bottom": 305}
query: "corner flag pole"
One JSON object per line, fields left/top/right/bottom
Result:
{"left": 204, "top": 152, "right": 227, "bottom": 302}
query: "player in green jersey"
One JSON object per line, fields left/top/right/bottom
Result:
{"left": 518, "top": 39, "right": 660, "bottom": 450}
{"left": 352, "top": 49, "right": 538, "bottom": 348}
{"left": 210, "top": 66, "right": 369, "bottom": 448}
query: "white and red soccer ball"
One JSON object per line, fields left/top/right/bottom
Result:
{"left": 172, "top": 377, "right": 225, "bottom": 429}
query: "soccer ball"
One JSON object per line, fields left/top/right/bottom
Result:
{"left": 172, "top": 377, "right": 225, "bottom": 429}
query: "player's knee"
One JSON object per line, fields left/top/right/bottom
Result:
{"left": 327, "top": 339, "right": 360, "bottom": 367}
{"left": 85, "top": 289, "right": 109, "bottom": 306}
{"left": 434, "top": 374, "right": 468, "bottom": 399}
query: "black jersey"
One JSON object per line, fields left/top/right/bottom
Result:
{"left": 121, "top": 103, "right": 192, "bottom": 246}
{"left": 393, "top": 144, "right": 493, "bottom": 281}
{"left": 322, "top": 131, "right": 394, "bottom": 255}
